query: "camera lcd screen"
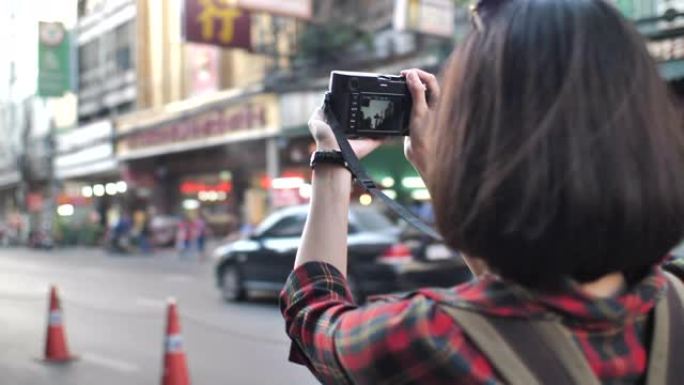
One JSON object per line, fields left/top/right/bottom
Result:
{"left": 358, "top": 94, "right": 404, "bottom": 133}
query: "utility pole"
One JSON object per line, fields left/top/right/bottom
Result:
{"left": 43, "top": 112, "right": 57, "bottom": 249}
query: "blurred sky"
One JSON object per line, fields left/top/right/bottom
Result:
{"left": 0, "top": 0, "right": 76, "bottom": 99}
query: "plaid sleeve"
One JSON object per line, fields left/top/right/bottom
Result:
{"left": 280, "top": 262, "right": 499, "bottom": 385}
{"left": 279, "top": 262, "right": 359, "bottom": 384}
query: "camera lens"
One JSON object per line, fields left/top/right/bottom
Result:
{"left": 349, "top": 78, "right": 359, "bottom": 91}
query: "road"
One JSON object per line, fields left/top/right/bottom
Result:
{"left": 0, "top": 247, "right": 319, "bottom": 385}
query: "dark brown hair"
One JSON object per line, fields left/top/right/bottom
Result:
{"left": 430, "top": 0, "right": 684, "bottom": 289}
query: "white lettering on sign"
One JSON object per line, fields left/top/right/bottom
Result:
{"left": 648, "top": 36, "right": 684, "bottom": 62}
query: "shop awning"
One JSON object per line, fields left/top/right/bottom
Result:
{"left": 0, "top": 171, "right": 20, "bottom": 190}
{"left": 56, "top": 158, "right": 118, "bottom": 180}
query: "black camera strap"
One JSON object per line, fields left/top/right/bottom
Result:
{"left": 323, "top": 93, "right": 443, "bottom": 241}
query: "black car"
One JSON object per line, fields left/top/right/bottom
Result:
{"left": 214, "top": 205, "right": 471, "bottom": 302}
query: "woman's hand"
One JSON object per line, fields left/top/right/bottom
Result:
{"left": 308, "top": 107, "right": 383, "bottom": 159}
{"left": 401, "top": 69, "right": 441, "bottom": 177}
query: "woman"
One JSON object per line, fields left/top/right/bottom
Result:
{"left": 280, "top": 1, "right": 684, "bottom": 384}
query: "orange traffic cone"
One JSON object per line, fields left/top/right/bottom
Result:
{"left": 43, "top": 285, "right": 76, "bottom": 363}
{"left": 161, "top": 298, "right": 190, "bottom": 385}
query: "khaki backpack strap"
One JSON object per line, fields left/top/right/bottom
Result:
{"left": 647, "top": 272, "right": 684, "bottom": 385}
{"left": 440, "top": 307, "right": 540, "bottom": 385}
{"left": 529, "top": 321, "right": 601, "bottom": 385}
{"left": 442, "top": 306, "right": 602, "bottom": 385}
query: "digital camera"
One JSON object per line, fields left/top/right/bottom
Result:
{"left": 327, "top": 71, "right": 412, "bottom": 138}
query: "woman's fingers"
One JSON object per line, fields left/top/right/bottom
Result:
{"left": 402, "top": 69, "right": 441, "bottom": 108}
{"left": 413, "top": 70, "right": 441, "bottom": 108}
{"left": 404, "top": 70, "right": 429, "bottom": 115}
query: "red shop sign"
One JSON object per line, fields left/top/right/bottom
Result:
{"left": 123, "top": 103, "right": 268, "bottom": 151}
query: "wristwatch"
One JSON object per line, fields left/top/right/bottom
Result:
{"left": 310, "top": 150, "right": 350, "bottom": 172}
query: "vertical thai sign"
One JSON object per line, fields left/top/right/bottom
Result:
{"left": 38, "top": 22, "right": 71, "bottom": 97}
{"left": 184, "top": 0, "right": 252, "bottom": 49}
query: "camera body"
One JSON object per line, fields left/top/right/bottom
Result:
{"left": 327, "top": 71, "right": 412, "bottom": 138}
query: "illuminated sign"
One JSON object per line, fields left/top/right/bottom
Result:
{"left": 180, "top": 181, "right": 233, "bottom": 195}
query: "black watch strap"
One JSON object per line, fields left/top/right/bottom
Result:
{"left": 310, "top": 150, "right": 350, "bottom": 171}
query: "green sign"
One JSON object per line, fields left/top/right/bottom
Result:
{"left": 38, "top": 22, "right": 71, "bottom": 97}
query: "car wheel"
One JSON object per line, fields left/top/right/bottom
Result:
{"left": 221, "top": 264, "right": 246, "bottom": 302}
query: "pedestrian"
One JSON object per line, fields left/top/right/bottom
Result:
{"left": 280, "top": 1, "right": 684, "bottom": 384}
{"left": 111, "top": 214, "right": 132, "bottom": 254}
{"left": 176, "top": 215, "right": 192, "bottom": 258}
{"left": 138, "top": 211, "right": 152, "bottom": 254}
{"left": 192, "top": 214, "right": 208, "bottom": 261}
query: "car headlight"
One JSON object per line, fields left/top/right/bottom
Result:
{"left": 212, "top": 245, "right": 232, "bottom": 260}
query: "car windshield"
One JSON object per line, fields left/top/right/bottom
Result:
{"left": 351, "top": 207, "right": 395, "bottom": 232}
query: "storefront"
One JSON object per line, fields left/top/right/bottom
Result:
{"left": 53, "top": 120, "right": 120, "bottom": 245}
{"left": 116, "top": 91, "right": 281, "bottom": 236}
{"left": 0, "top": 168, "right": 21, "bottom": 245}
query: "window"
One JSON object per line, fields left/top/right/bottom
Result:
{"left": 263, "top": 215, "right": 306, "bottom": 238}
{"left": 78, "top": 39, "right": 99, "bottom": 91}
{"left": 78, "top": 0, "right": 87, "bottom": 18}
{"left": 114, "top": 21, "right": 133, "bottom": 73}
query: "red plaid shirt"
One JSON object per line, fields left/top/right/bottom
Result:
{"left": 280, "top": 259, "right": 684, "bottom": 385}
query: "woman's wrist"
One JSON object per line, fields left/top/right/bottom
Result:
{"left": 406, "top": 140, "right": 429, "bottom": 175}
{"left": 312, "top": 164, "right": 352, "bottom": 184}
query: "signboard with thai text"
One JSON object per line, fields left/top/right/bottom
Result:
{"left": 184, "top": 0, "right": 251, "bottom": 49}
{"left": 117, "top": 94, "right": 280, "bottom": 160}
{"left": 38, "top": 22, "right": 72, "bottom": 97}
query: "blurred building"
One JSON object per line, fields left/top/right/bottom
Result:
{"left": 5, "top": 0, "right": 680, "bottom": 246}
{"left": 0, "top": 1, "right": 78, "bottom": 245}
{"left": 617, "top": 0, "right": 684, "bottom": 91}
{"left": 109, "top": 0, "right": 290, "bottom": 236}
{"left": 67, "top": 0, "right": 684, "bottom": 242}
{"left": 65, "top": 0, "right": 453, "bottom": 237}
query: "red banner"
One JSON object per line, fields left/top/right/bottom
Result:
{"left": 27, "top": 193, "right": 44, "bottom": 213}
{"left": 184, "top": 0, "right": 251, "bottom": 49}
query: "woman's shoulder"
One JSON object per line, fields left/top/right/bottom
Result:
{"left": 367, "top": 276, "right": 546, "bottom": 319}
{"left": 333, "top": 283, "right": 505, "bottom": 384}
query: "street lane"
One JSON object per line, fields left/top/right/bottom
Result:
{"left": 0, "top": 247, "right": 319, "bottom": 385}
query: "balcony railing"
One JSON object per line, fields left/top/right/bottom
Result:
{"left": 615, "top": 0, "right": 684, "bottom": 38}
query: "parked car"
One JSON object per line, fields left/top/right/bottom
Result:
{"left": 214, "top": 205, "right": 471, "bottom": 302}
